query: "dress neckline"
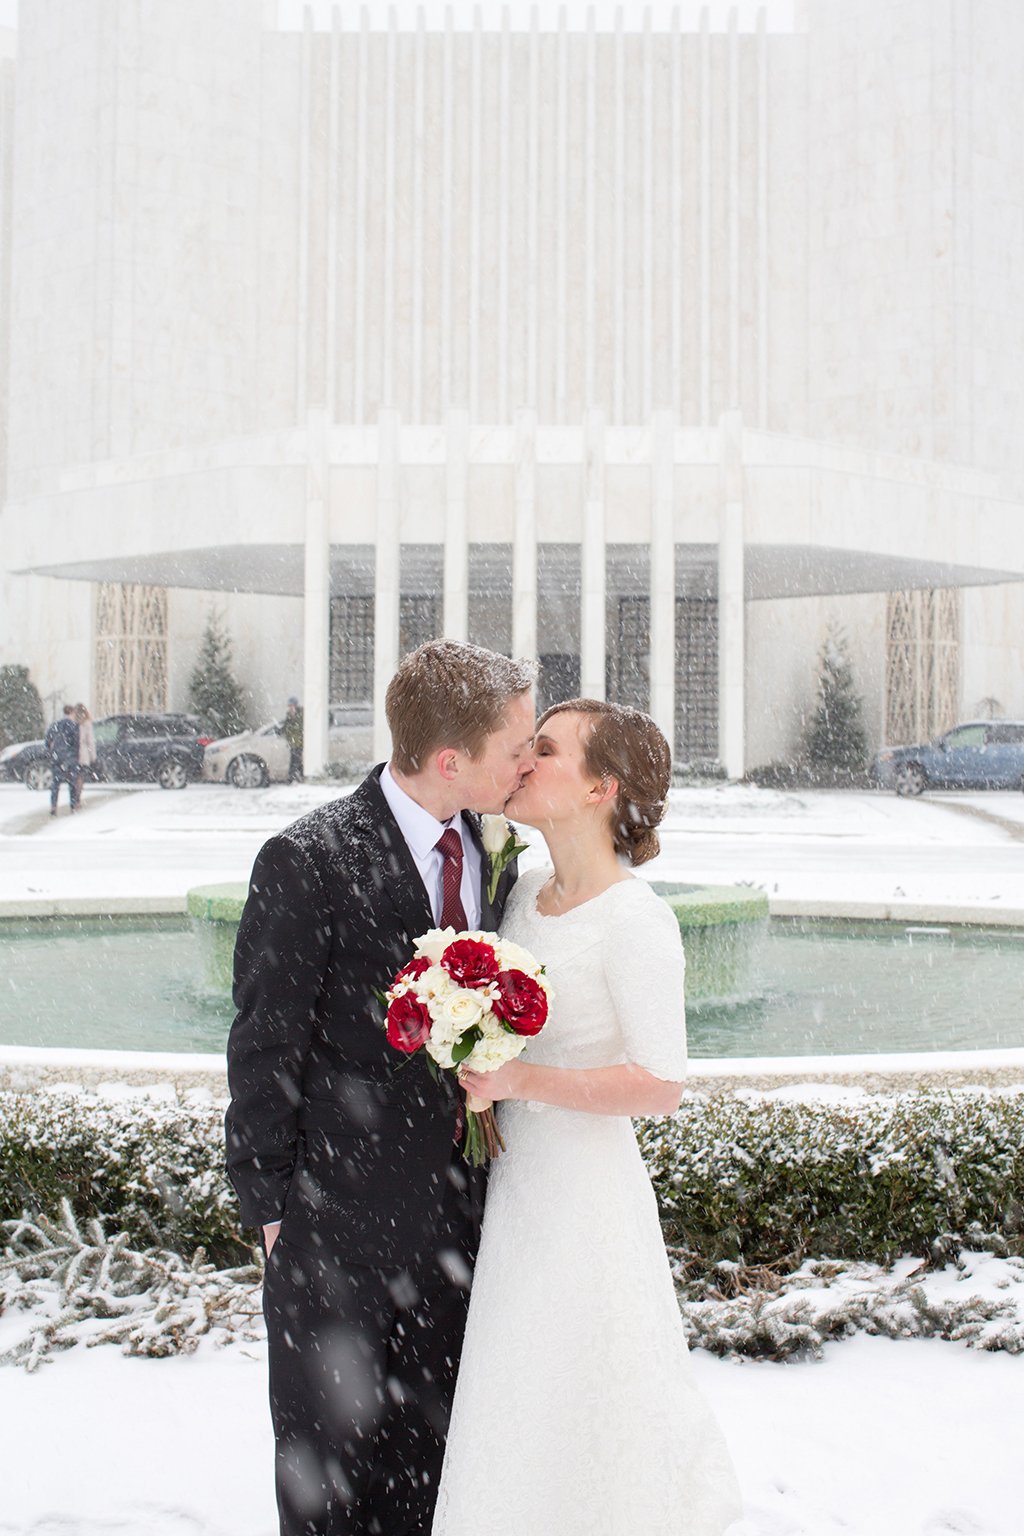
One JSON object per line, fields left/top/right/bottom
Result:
{"left": 531, "top": 871, "right": 637, "bottom": 921}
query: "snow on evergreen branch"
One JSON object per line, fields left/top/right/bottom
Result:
{"left": 0, "top": 1200, "right": 262, "bottom": 1371}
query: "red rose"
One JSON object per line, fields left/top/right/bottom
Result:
{"left": 395, "top": 955, "right": 430, "bottom": 984}
{"left": 491, "top": 969, "right": 548, "bottom": 1036}
{"left": 386, "top": 992, "right": 431, "bottom": 1053}
{"left": 441, "top": 938, "right": 501, "bottom": 989}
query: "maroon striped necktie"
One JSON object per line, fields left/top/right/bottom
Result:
{"left": 435, "top": 826, "right": 468, "bottom": 931}
{"left": 436, "top": 826, "right": 469, "bottom": 1145}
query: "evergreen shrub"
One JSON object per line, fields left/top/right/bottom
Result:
{"left": 0, "top": 666, "right": 45, "bottom": 752}
{"left": 2, "top": 1087, "right": 1022, "bottom": 1274}
{"left": 638, "top": 1090, "right": 1024, "bottom": 1267}
{"left": 188, "top": 612, "right": 247, "bottom": 739}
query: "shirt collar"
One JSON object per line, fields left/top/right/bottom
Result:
{"left": 380, "top": 762, "right": 466, "bottom": 862}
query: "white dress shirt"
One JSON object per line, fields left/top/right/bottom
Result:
{"left": 380, "top": 763, "right": 482, "bottom": 929}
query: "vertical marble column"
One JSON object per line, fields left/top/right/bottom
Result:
{"left": 513, "top": 408, "right": 538, "bottom": 664}
{"left": 302, "top": 407, "right": 330, "bottom": 779}
{"left": 581, "top": 408, "right": 607, "bottom": 701}
{"left": 444, "top": 408, "right": 469, "bottom": 642}
{"left": 650, "top": 410, "right": 676, "bottom": 752}
{"left": 717, "top": 410, "right": 745, "bottom": 779}
{"left": 373, "top": 408, "right": 401, "bottom": 763}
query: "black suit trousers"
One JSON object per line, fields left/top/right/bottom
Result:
{"left": 263, "top": 1158, "right": 477, "bottom": 1536}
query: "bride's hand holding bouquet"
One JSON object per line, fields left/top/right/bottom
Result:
{"left": 379, "top": 927, "right": 551, "bottom": 1165}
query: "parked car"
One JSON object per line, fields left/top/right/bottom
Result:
{"left": 870, "top": 720, "right": 1024, "bottom": 796}
{"left": 203, "top": 703, "right": 373, "bottom": 788}
{"left": 0, "top": 739, "right": 56, "bottom": 790}
{"left": 0, "top": 713, "right": 211, "bottom": 791}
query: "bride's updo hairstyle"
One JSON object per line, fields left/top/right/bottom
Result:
{"left": 536, "top": 699, "right": 671, "bottom": 866}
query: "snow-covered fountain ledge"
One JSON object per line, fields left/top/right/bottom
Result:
{"left": 4, "top": 892, "right": 1024, "bottom": 926}
{"left": 2, "top": 1042, "right": 1024, "bottom": 1099}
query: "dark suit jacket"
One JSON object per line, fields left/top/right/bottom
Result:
{"left": 225, "top": 765, "right": 518, "bottom": 1268}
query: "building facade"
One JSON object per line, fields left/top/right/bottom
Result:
{"left": 1, "top": 1, "right": 1023, "bottom": 774}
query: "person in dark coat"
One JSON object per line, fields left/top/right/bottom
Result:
{"left": 284, "top": 695, "right": 304, "bottom": 782}
{"left": 225, "top": 640, "right": 536, "bottom": 1536}
{"left": 45, "top": 704, "right": 80, "bottom": 815}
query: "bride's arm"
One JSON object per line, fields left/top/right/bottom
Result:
{"left": 457, "top": 1058, "right": 683, "bottom": 1117}
{"left": 461, "top": 886, "right": 689, "bottom": 1117}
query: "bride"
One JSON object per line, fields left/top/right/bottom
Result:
{"left": 432, "top": 699, "right": 744, "bottom": 1536}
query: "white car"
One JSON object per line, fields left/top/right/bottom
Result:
{"left": 203, "top": 704, "right": 373, "bottom": 788}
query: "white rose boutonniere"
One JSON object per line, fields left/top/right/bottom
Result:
{"left": 480, "top": 814, "right": 530, "bottom": 903}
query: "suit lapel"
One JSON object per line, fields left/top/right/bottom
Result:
{"left": 352, "top": 771, "right": 517, "bottom": 940}
{"left": 463, "top": 812, "right": 496, "bottom": 932}
{"left": 352, "top": 767, "right": 435, "bottom": 945}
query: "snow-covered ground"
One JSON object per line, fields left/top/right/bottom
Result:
{"left": 2, "top": 777, "right": 1024, "bottom": 911}
{"left": 0, "top": 1331, "right": 1020, "bottom": 1536}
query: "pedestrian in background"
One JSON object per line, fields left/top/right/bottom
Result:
{"left": 45, "top": 704, "right": 79, "bottom": 816}
{"left": 283, "top": 695, "right": 303, "bottom": 782}
{"left": 73, "top": 703, "right": 96, "bottom": 809}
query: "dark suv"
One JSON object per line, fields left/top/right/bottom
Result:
{"left": 0, "top": 713, "right": 211, "bottom": 791}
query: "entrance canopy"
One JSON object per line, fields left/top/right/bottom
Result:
{"left": 20, "top": 541, "right": 1024, "bottom": 602}
{"left": 8, "top": 413, "right": 1024, "bottom": 775}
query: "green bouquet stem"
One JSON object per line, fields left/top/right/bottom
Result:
{"left": 463, "top": 1098, "right": 507, "bottom": 1166}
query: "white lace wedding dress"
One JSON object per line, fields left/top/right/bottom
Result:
{"left": 432, "top": 866, "right": 744, "bottom": 1536}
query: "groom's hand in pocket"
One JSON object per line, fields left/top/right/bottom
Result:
{"left": 263, "top": 1221, "right": 282, "bottom": 1257}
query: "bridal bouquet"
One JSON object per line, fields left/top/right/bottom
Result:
{"left": 380, "top": 928, "right": 551, "bottom": 1165}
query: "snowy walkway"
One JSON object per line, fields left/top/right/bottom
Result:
{"left": 3, "top": 779, "right": 1024, "bottom": 911}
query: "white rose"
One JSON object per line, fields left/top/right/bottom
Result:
{"left": 465, "top": 1033, "right": 525, "bottom": 1072}
{"left": 480, "top": 814, "right": 511, "bottom": 856}
{"left": 425, "top": 1036, "right": 456, "bottom": 1070}
{"left": 478, "top": 1009, "right": 506, "bottom": 1039}
{"left": 417, "top": 964, "right": 454, "bottom": 1001}
{"left": 415, "top": 927, "right": 459, "bottom": 964}
{"left": 428, "top": 1015, "right": 461, "bottom": 1047}
{"left": 438, "top": 990, "right": 486, "bottom": 1034}
{"left": 494, "top": 938, "right": 544, "bottom": 979}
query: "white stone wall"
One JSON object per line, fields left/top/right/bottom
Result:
{"left": 746, "top": 591, "right": 887, "bottom": 768}
{"left": 2, "top": 3, "right": 1024, "bottom": 759}
{"left": 805, "top": 0, "right": 1024, "bottom": 485}
{"left": 265, "top": 17, "right": 803, "bottom": 432}
{"left": 166, "top": 589, "right": 304, "bottom": 725}
{"left": 961, "top": 585, "right": 1024, "bottom": 724}
{"left": 6, "top": 0, "right": 263, "bottom": 496}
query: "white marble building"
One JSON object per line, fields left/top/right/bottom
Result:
{"left": 1, "top": 0, "right": 1023, "bottom": 776}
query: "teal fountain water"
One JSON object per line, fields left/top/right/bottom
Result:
{"left": 186, "top": 879, "right": 770, "bottom": 1004}
{"left": 3, "top": 892, "right": 1022, "bottom": 1057}
{"left": 649, "top": 883, "right": 769, "bottom": 1001}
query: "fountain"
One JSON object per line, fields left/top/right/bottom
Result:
{"left": 186, "top": 879, "right": 770, "bottom": 1004}
{"left": 650, "top": 883, "right": 769, "bottom": 1002}
{"left": 186, "top": 883, "right": 248, "bottom": 992}
{"left": 2, "top": 890, "right": 1021, "bottom": 1059}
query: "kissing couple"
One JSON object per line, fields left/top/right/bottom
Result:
{"left": 226, "top": 638, "right": 743, "bottom": 1536}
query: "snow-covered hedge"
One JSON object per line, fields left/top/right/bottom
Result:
{"left": 0, "top": 1090, "right": 245, "bottom": 1266}
{"left": 2, "top": 1086, "right": 1023, "bottom": 1274}
{"left": 637, "top": 1089, "right": 1024, "bottom": 1268}
{"left": 3, "top": 1086, "right": 1024, "bottom": 1364}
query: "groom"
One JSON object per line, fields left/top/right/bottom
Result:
{"left": 226, "top": 639, "right": 535, "bottom": 1536}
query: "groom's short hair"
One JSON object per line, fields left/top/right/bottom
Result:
{"left": 386, "top": 639, "right": 535, "bottom": 774}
